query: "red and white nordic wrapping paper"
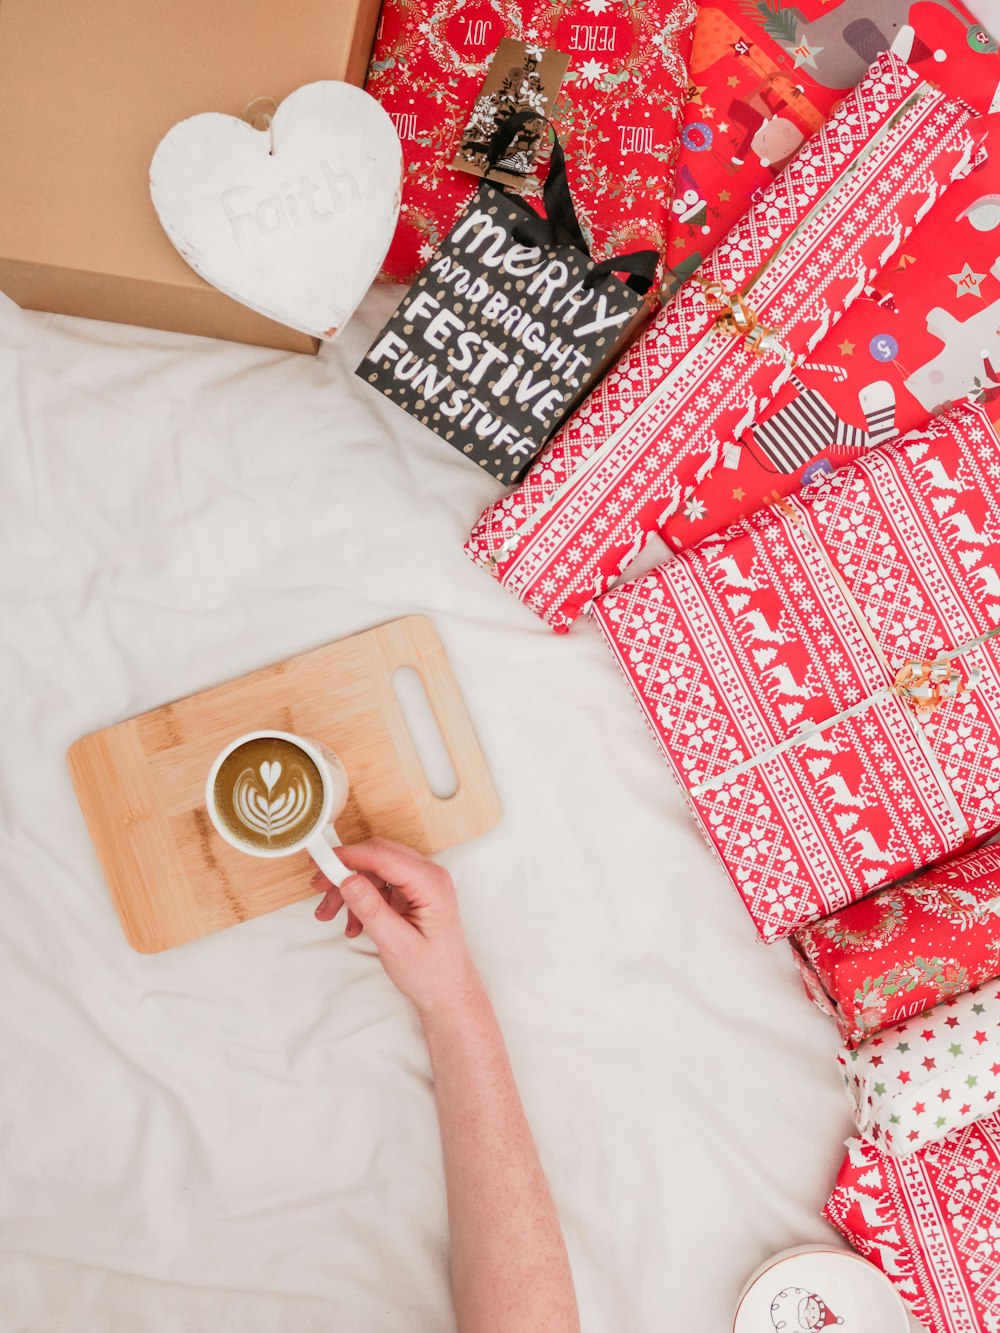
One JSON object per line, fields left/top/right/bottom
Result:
{"left": 793, "top": 843, "right": 1000, "bottom": 1048}
{"left": 825, "top": 1120, "right": 1000, "bottom": 1333}
{"left": 591, "top": 402, "right": 1000, "bottom": 942}
{"left": 465, "top": 53, "right": 980, "bottom": 632}
{"left": 838, "top": 985, "right": 1000, "bottom": 1158}
{"left": 366, "top": 0, "right": 696, "bottom": 284}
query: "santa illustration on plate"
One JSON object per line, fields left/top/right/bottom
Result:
{"left": 770, "top": 1286, "right": 844, "bottom": 1332}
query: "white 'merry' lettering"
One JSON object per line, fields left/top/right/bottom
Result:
{"left": 619, "top": 125, "right": 654, "bottom": 155}
{"left": 451, "top": 212, "right": 631, "bottom": 335}
{"left": 943, "top": 847, "right": 1000, "bottom": 884}
{"left": 568, "top": 24, "right": 616, "bottom": 52}
{"left": 221, "top": 164, "right": 361, "bottom": 248}
{"left": 451, "top": 210, "right": 531, "bottom": 267}
{"left": 389, "top": 111, "right": 418, "bottom": 141}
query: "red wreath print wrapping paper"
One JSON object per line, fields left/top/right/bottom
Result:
{"left": 825, "top": 1120, "right": 1000, "bottom": 1333}
{"left": 793, "top": 842, "right": 1000, "bottom": 1047}
{"left": 657, "top": 0, "right": 1000, "bottom": 552}
{"left": 839, "top": 985, "right": 1000, "bottom": 1157}
{"left": 465, "top": 53, "right": 980, "bottom": 632}
{"left": 591, "top": 402, "right": 1000, "bottom": 941}
{"left": 366, "top": 0, "right": 697, "bottom": 283}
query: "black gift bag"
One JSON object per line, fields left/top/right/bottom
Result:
{"left": 358, "top": 114, "right": 657, "bottom": 485}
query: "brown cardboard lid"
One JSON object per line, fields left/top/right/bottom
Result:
{"left": 0, "top": 0, "right": 379, "bottom": 288}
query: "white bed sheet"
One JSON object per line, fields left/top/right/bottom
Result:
{"left": 0, "top": 286, "right": 917, "bottom": 1332}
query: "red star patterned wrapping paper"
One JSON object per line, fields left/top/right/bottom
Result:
{"left": 590, "top": 402, "right": 1000, "bottom": 942}
{"left": 793, "top": 842, "right": 1000, "bottom": 1048}
{"left": 839, "top": 985, "right": 1000, "bottom": 1157}
{"left": 365, "top": 0, "right": 696, "bottom": 284}
{"left": 824, "top": 1120, "right": 1000, "bottom": 1333}
{"left": 658, "top": 0, "right": 1000, "bottom": 552}
{"left": 465, "top": 54, "right": 980, "bottom": 632}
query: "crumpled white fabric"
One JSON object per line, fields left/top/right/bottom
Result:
{"left": 1, "top": 284, "right": 856, "bottom": 1332}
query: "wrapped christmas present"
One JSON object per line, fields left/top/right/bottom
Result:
{"left": 366, "top": 1, "right": 696, "bottom": 284}
{"left": 656, "top": 0, "right": 1000, "bottom": 551}
{"left": 664, "top": 0, "right": 998, "bottom": 281}
{"left": 466, "top": 53, "right": 981, "bottom": 632}
{"left": 793, "top": 843, "right": 1000, "bottom": 1047}
{"left": 591, "top": 402, "right": 1000, "bottom": 941}
{"left": 838, "top": 985, "right": 1000, "bottom": 1157}
{"left": 825, "top": 1120, "right": 1000, "bottom": 1333}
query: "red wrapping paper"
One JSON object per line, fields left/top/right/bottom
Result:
{"left": 793, "top": 842, "right": 1000, "bottom": 1047}
{"left": 465, "top": 54, "right": 980, "bottom": 632}
{"left": 657, "top": 0, "right": 1000, "bottom": 552}
{"left": 366, "top": 0, "right": 696, "bottom": 283}
{"left": 824, "top": 1121, "right": 1000, "bottom": 1333}
{"left": 591, "top": 403, "right": 1000, "bottom": 941}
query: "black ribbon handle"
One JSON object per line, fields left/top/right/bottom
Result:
{"left": 482, "top": 110, "right": 657, "bottom": 296}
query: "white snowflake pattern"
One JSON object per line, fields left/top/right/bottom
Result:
{"left": 577, "top": 58, "right": 607, "bottom": 86}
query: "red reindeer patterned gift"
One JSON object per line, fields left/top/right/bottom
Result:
{"left": 465, "top": 53, "right": 981, "bottom": 632}
{"left": 591, "top": 403, "right": 1000, "bottom": 941}
{"left": 825, "top": 1122, "right": 1000, "bottom": 1333}
{"left": 792, "top": 842, "right": 1000, "bottom": 1046}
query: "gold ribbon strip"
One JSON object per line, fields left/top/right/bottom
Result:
{"left": 687, "top": 498, "right": 1000, "bottom": 802}
{"left": 696, "top": 278, "right": 796, "bottom": 366}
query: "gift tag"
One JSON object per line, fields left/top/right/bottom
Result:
{"left": 150, "top": 82, "right": 402, "bottom": 340}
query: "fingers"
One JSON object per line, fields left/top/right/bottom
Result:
{"left": 339, "top": 874, "right": 411, "bottom": 954}
{"left": 336, "top": 838, "right": 436, "bottom": 888}
{"left": 313, "top": 875, "right": 344, "bottom": 922}
{"left": 313, "top": 868, "right": 382, "bottom": 924}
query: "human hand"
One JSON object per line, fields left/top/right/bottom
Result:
{"left": 312, "top": 838, "right": 483, "bottom": 1021}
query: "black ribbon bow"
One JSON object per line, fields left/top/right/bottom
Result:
{"left": 482, "top": 110, "right": 658, "bottom": 296}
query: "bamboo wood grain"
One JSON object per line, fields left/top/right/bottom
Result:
{"left": 68, "top": 617, "right": 501, "bottom": 953}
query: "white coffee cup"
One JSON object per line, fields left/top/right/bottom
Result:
{"left": 205, "top": 729, "right": 349, "bottom": 886}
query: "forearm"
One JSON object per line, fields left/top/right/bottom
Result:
{"left": 421, "top": 983, "right": 580, "bottom": 1333}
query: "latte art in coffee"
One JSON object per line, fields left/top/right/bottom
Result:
{"left": 212, "top": 736, "right": 324, "bottom": 850}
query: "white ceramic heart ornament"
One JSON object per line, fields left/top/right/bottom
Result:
{"left": 150, "top": 82, "right": 402, "bottom": 340}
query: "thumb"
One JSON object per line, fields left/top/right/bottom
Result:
{"left": 340, "top": 875, "right": 408, "bottom": 952}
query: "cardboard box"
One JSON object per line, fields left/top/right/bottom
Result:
{"left": 0, "top": 0, "right": 381, "bottom": 353}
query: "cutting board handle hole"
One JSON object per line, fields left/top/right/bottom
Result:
{"left": 392, "top": 666, "right": 459, "bottom": 799}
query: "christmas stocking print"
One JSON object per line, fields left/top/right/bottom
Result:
{"left": 747, "top": 372, "right": 898, "bottom": 473}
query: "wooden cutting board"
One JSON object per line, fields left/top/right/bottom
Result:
{"left": 68, "top": 616, "right": 501, "bottom": 953}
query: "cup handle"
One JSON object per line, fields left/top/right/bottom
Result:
{"left": 307, "top": 824, "right": 349, "bottom": 887}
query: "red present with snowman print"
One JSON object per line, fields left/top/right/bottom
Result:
{"left": 366, "top": 0, "right": 698, "bottom": 283}
{"left": 656, "top": 0, "right": 1000, "bottom": 552}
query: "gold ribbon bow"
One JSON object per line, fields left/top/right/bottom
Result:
{"left": 697, "top": 278, "right": 796, "bottom": 366}
{"left": 892, "top": 657, "right": 984, "bottom": 722}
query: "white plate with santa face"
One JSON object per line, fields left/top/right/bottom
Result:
{"left": 733, "top": 1245, "right": 910, "bottom": 1333}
